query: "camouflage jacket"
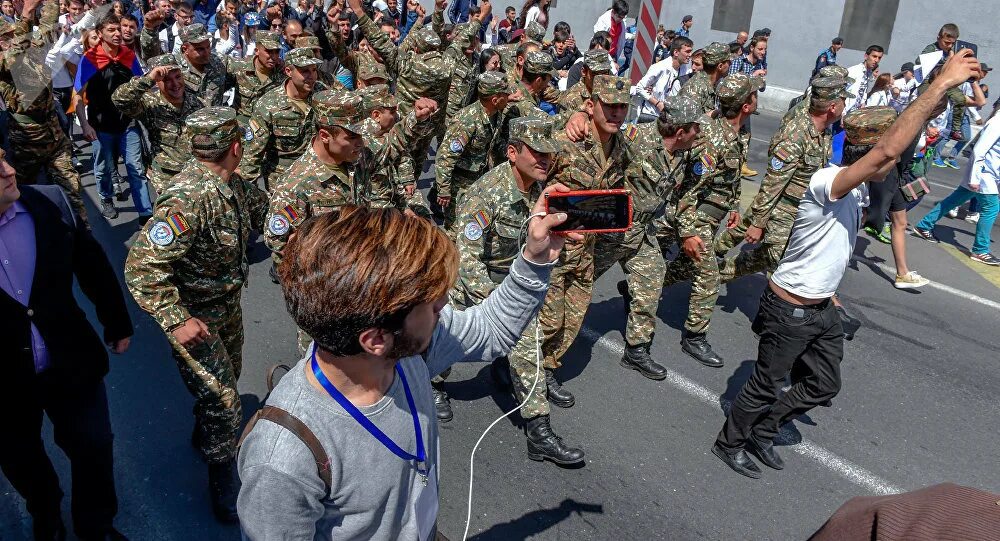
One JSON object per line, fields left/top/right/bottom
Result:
{"left": 443, "top": 20, "right": 483, "bottom": 122}
{"left": 112, "top": 75, "right": 203, "bottom": 174}
{"left": 435, "top": 100, "right": 502, "bottom": 195}
{"left": 231, "top": 56, "right": 283, "bottom": 119}
{"left": 452, "top": 161, "right": 540, "bottom": 304}
{"left": 0, "top": 0, "right": 61, "bottom": 135}
{"left": 140, "top": 28, "right": 235, "bottom": 107}
{"left": 627, "top": 123, "right": 690, "bottom": 223}
{"left": 557, "top": 82, "right": 592, "bottom": 115}
{"left": 675, "top": 114, "right": 746, "bottom": 237}
{"left": 264, "top": 145, "right": 387, "bottom": 262}
{"left": 747, "top": 105, "right": 831, "bottom": 229}
{"left": 325, "top": 25, "right": 386, "bottom": 82}
{"left": 677, "top": 70, "right": 718, "bottom": 113}
{"left": 495, "top": 43, "right": 517, "bottom": 73}
{"left": 488, "top": 78, "right": 570, "bottom": 167}
{"left": 125, "top": 161, "right": 268, "bottom": 331}
{"left": 239, "top": 81, "right": 321, "bottom": 182}
{"left": 358, "top": 111, "right": 434, "bottom": 212}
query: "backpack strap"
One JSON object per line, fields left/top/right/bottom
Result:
{"left": 238, "top": 405, "right": 333, "bottom": 494}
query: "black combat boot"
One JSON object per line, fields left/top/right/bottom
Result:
{"left": 620, "top": 343, "right": 667, "bottom": 380}
{"left": 525, "top": 415, "right": 585, "bottom": 465}
{"left": 208, "top": 460, "right": 240, "bottom": 523}
{"left": 431, "top": 385, "right": 453, "bottom": 423}
{"left": 681, "top": 332, "right": 724, "bottom": 368}
{"left": 544, "top": 369, "right": 575, "bottom": 408}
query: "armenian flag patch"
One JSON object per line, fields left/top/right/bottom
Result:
{"left": 279, "top": 205, "right": 299, "bottom": 222}
{"left": 167, "top": 213, "right": 190, "bottom": 236}
{"left": 700, "top": 153, "right": 716, "bottom": 172}
{"left": 474, "top": 210, "right": 491, "bottom": 229}
{"left": 624, "top": 124, "right": 639, "bottom": 142}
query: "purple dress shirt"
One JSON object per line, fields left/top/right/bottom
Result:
{"left": 0, "top": 201, "right": 50, "bottom": 373}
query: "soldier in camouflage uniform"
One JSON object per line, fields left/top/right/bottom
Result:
{"left": 265, "top": 91, "right": 440, "bottom": 352}
{"left": 124, "top": 107, "right": 268, "bottom": 522}
{"left": 240, "top": 48, "right": 325, "bottom": 191}
{"left": 443, "top": 6, "right": 491, "bottom": 123}
{"left": 661, "top": 74, "right": 761, "bottom": 368}
{"left": 714, "top": 77, "right": 849, "bottom": 283}
{"left": 0, "top": 0, "right": 86, "bottom": 220}
{"left": 356, "top": 60, "right": 389, "bottom": 88}
{"left": 296, "top": 35, "right": 344, "bottom": 89}
{"left": 433, "top": 72, "right": 512, "bottom": 228}
{"left": 783, "top": 65, "right": 853, "bottom": 123}
{"left": 112, "top": 54, "right": 203, "bottom": 193}
{"left": 677, "top": 42, "right": 731, "bottom": 113}
{"left": 536, "top": 75, "right": 634, "bottom": 413}
{"left": 596, "top": 96, "right": 704, "bottom": 380}
{"left": 451, "top": 117, "right": 585, "bottom": 465}
{"left": 140, "top": 21, "right": 235, "bottom": 107}
{"left": 557, "top": 49, "right": 612, "bottom": 114}
{"left": 230, "top": 31, "right": 283, "bottom": 124}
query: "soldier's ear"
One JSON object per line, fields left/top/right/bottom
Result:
{"left": 584, "top": 99, "right": 594, "bottom": 117}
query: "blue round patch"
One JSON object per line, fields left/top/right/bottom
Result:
{"left": 148, "top": 221, "right": 175, "bottom": 246}
{"left": 450, "top": 140, "right": 464, "bottom": 153}
{"left": 244, "top": 126, "right": 254, "bottom": 142}
{"left": 464, "top": 222, "right": 483, "bottom": 241}
{"left": 770, "top": 157, "right": 785, "bottom": 171}
{"left": 268, "top": 214, "right": 290, "bottom": 236}
{"left": 692, "top": 162, "right": 704, "bottom": 176}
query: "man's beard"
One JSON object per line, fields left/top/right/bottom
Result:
{"left": 388, "top": 328, "right": 425, "bottom": 361}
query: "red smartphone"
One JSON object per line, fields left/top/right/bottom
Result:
{"left": 544, "top": 189, "right": 633, "bottom": 233}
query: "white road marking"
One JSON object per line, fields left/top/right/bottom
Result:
{"left": 851, "top": 254, "right": 1000, "bottom": 310}
{"left": 579, "top": 327, "right": 904, "bottom": 496}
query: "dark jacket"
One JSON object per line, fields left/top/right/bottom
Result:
{"left": 0, "top": 186, "right": 132, "bottom": 399}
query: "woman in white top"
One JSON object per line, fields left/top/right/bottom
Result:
{"left": 865, "top": 73, "right": 896, "bottom": 108}
{"left": 519, "top": 0, "right": 550, "bottom": 29}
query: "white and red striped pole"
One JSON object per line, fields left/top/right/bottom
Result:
{"left": 630, "top": 0, "right": 665, "bottom": 84}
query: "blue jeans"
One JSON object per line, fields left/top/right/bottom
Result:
{"left": 935, "top": 113, "right": 972, "bottom": 159}
{"left": 916, "top": 186, "right": 999, "bottom": 254}
{"left": 93, "top": 128, "right": 152, "bottom": 214}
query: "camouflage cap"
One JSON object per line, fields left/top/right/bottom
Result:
{"left": 360, "top": 84, "right": 398, "bottom": 112}
{"left": 703, "top": 42, "right": 730, "bottom": 65}
{"left": 451, "top": 22, "right": 476, "bottom": 50}
{"left": 186, "top": 107, "right": 241, "bottom": 151}
{"left": 313, "top": 89, "right": 365, "bottom": 134}
{"left": 811, "top": 76, "right": 855, "bottom": 100}
{"left": 411, "top": 27, "right": 442, "bottom": 53}
{"left": 843, "top": 106, "right": 897, "bottom": 145}
{"left": 147, "top": 53, "right": 181, "bottom": 70}
{"left": 284, "top": 47, "right": 323, "bottom": 68}
{"left": 180, "top": 23, "right": 210, "bottom": 44}
{"left": 660, "top": 96, "right": 703, "bottom": 125}
{"left": 509, "top": 118, "right": 559, "bottom": 154}
{"left": 478, "top": 71, "right": 513, "bottom": 96}
{"left": 525, "top": 21, "right": 545, "bottom": 42}
{"left": 256, "top": 30, "right": 282, "bottom": 50}
{"left": 583, "top": 49, "right": 613, "bottom": 74}
{"left": 816, "top": 64, "right": 855, "bottom": 85}
{"left": 523, "top": 50, "right": 555, "bottom": 76}
{"left": 591, "top": 74, "right": 631, "bottom": 105}
{"left": 717, "top": 73, "right": 765, "bottom": 107}
{"left": 357, "top": 60, "right": 389, "bottom": 82}
{"left": 297, "top": 35, "right": 321, "bottom": 50}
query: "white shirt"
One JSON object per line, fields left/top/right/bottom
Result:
{"left": 159, "top": 22, "right": 184, "bottom": 55}
{"left": 213, "top": 24, "right": 241, "bottom": 58}
{"left": 593, "top": 10, "right": 625, "bottom": 62}
{"left": 46, "top": 15, "right": 83, "bottom": 89}
{"left": 965, "top": 113, "right": 1000, "bottom": 195}
{"left": 865, "top": 89, "right": 891, "bottom": 107}
{"left": 525, "top": 6, "right": 546, "bottom": 28}
{"left": 892, "top": 77, "right": 918, "bottom": 110}
{"left": 845, "top": 63, "right": 874, "bottom": 113}
{"left": 631, "top": 58, "right": 680, "bottom": 117}
{"left": 772, "top": 166, "right": 869, "bottom": 299}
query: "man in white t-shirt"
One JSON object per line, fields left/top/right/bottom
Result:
{"left": 631, "top": 35, "right": 692, "bottom": 122}
{"left": 711, "top": 50, "right": 981, "bottom": 479}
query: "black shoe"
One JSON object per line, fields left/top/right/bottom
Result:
{"left": 72, "top": 158, "right": 84, "bottom": 171}
{"left": 115, "top": 187, "right": 130, "bottom": 202}
{"left": 711, "top": 443, "right": 761, "bottom": 479}
{"left": 33, "top": 517, "right": 66, "bottom": 541}
{"left": 525, "top": 415, "right": 585, "bottom": 465}
{"left": 431, "top": 386, "right": 453, "bottom": 423}
{"left": 100, "top": 198, "right": 118, "bottom": 220}
{"left": 208, "top": 460, "right": 240, "bottom": 523}
{"left": 269, "top": 262, "right": 280, "bottom": 284}
{"left": 746, "top": 434, "right": 784, "bottom": 470}
{"left": 911, "top": 227, "right": 939, "bottom": 243}
{"left": 490, "top": 356, "right": 512, "bottom": 391}
{"left": 681, "top": 333, "right": 724, "bottom": 368}
{"left": 620, "top": 343, "right": 667, "bottom": 380}
{"left": 836, "top": 306, "right": 860, "bottom": 341}
{"left": 544, "top": 368, "right": 575, "bottom": 408}
{"left": 617, "top": 280, "right": 632, "bottom": 312}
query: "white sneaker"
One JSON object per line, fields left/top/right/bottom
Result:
{"left": 965, "top": 212, "right": 980, "bottom": 223}
{"left": 946, "top": 208, "right": 959, "bottom": 219}
{"left": 895, "top": 271, "right": 930, "bottom": 289}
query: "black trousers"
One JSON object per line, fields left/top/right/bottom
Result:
{"left": 0, "top": 380, "right": 118, "bottom": 537}
{"left": 717, "top": 288, "right": 844, "bottom": 450}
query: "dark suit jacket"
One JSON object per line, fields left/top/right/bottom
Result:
{"left": 0, "top": 185, "right": 132, "bottom": 399}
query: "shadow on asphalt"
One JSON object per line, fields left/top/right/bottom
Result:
{"left": 467, "top": 498, "right": 604, "bottom": 541}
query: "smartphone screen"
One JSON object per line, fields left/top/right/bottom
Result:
{"left": 546, "top": 191, "right": 632, "bottom": 233}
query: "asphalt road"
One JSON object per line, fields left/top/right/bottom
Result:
{"left": 2, "top": 110, "right": 998, "bottom": 540}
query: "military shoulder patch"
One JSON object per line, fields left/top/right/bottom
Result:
{"left": 473, "top": 209, "right": 491, "bottom": 229}
{"left": 167, "top": 213, "right": 190, "bottom": 236}
{"left": 279, "top": 204, "right": 299, "bottom": 223}
{"left": 267, "top": 213, "right": 290, "bottom": 236}
{"left": 450, "top": 139, "right": 465, "bottom": 153}
{"left": 692, "top": 161, "right": 704, "bottom": 176}
{"left": 772, "top": 145, "right": 794, "bottom": 163}
{"left": 624, "top": 124, "right": 639, "bottom": 142}
{"left": 700, "top": 153, "right": 716, "bottom": 172}
{"left": 243, "top": 125, "right": 254, "bottom": 142}
{"left": 148, "top": 220, "right": 176, "bottom": 246}
{"left": 770, "top": 157, "right": 785, "bottom": 171}
{"left": 464, "top": 222, "right": 483, "bottom": 241}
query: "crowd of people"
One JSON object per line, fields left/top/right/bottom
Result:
{"left": 0, "top": 0, "right": 995, "bottom": 538}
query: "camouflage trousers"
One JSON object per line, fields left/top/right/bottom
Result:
{"left": 660, "top": 214, "right": 722, "bottom": 335}
{"left": 10, "top": 123, "right": 87, "bottom": 223}
{"left": 714, "top": 209, "right": 795, "bottom": 284}
{"left": 593, "top": 223, "right": 665, "bottom": 346}
{"left": 168, "top": 293, "right": 244, "bottom": 464}
{"left": 539, "top": 239, "right": 595, "bottom": 367}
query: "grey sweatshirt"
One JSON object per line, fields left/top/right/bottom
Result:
{"left": 236, "top": 254, "right": 552, "bottom": 540}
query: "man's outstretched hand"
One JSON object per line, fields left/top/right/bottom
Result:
{"left": 523, "top": 183, "right": 583, "bottom": 264}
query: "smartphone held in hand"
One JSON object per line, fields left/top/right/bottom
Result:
{"left": 544, "top": 189, "right": 632, "bottom": 233}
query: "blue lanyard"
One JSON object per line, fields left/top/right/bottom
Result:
{"left": 310, "top": 350, "right": 427, "bottom": 475}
